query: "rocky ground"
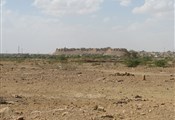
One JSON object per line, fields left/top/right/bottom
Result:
{"left": 0, "top": 60, "right": 174, "bottom": 120}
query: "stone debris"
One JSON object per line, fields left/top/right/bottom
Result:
{"left": 136, "top": 104, "right": 142, "bottom": 110}
{"left": 110, "top": 72, "right": 135, "bottom": 77}
{"left": 14, "top": 95, "right": 23, "bottom": 99}
{"left": 117, "top": 80, "right": 124, "bottom": 82}
{"left": 77, "top": 72, "right": 82, "bottom": 74}
{"left": 134, "top": 95, "right": 142, "bottom": 99}
{"left": 16, "top": 116, "right": 24, "bottom": 120}
{"left": 94, "top": 105, "right": 106, "bottom": 112}
{"left": 62, "top": 112, "right": 68, "bottom": 116}
{"left": 101, "top": 114, "right": 114, "bottom": 118}
{"left": 0, "top": 107, "right": 12, "bottom": 118}
{"left": 0, "top": 97, "right": 7, "bottom": 104}
{"left": 114, "top": 98, "right": 132, "bottom": 105}
{"left": 134, "top": 95, "right": 146, "bottom": 101}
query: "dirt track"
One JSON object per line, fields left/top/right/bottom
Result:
{"left": 0, "top": 61, "right": 174, "bottom": 120}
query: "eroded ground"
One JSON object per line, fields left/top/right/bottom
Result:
{"left": 0, "top": 60, "right": 174, "bottom": 120}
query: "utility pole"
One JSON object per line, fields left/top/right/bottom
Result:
{"left": 18, "top": 46, "right": 20, "bottom": 54}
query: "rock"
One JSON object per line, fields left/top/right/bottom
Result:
{"left": 114, "top": 98, "right": 132, "bottom": 105}
{"left": 153, "top": 104, "right": 159, "bottom": 108}
{"left": 148, "top": 109, "right": 152, "bottom": 113}
{"left": 135, "top": 95, "right": 142, "bottom": 99}
{"left": 136, "top": 104, "right": 142, "bottom": 110}
{"left": 97, "top": 106, "right": 106, "bottom": 112}
{"left": 117, "top": 80, "right": 124, "bottom": 82}
{"left": 101, "top": 114, "right": 114, "bottom": 118}
{"left": 6, "top": 101, "right": 15, "bottom": 104}
{"left": 117, "top": 114, "right": 124, "bottom": 119}
{"left": 21, "top": 67, "right": 26, "bottom": 70}
{"left": 0, "top": 97, "right": 7, "bottom": 104}
{"left": 62, "top": 112, "right": 68, "bottom": 116}
{"left": 140, "top": 113, "right": 146, "bottom": 115}
{"left": 161, "top": 103, "right": 165, "bottom": 105}
{"left": 134, "top": 95, "right": 143, "bottom": 101}
{"left": 164, "top": 80, "right": 169, "bottom": 82}
{"left": 115, "top": 100, "right": 127, "bottom": 105}
{"left": 15, "top": 111, "right": 23, "bottom": 115}
{"left": 115, "top": 72, "right": 134, "bottom": 76}
{"left": 0, "top": 107, "right": 11, "bottom": 118}
{"left": 93, "top": 105, "right": 98, "bottom": 110}
{"left": 17, "top": 116, "right": 24, "bottom": 120}
{"left": 94, "top": 105, "right": 106, "bottom": 112}
{"left": 77, "top": 72, "right": 82, "bottom": 74}
{"left": 14, "top": 95, "right": 22, "bottom": 99}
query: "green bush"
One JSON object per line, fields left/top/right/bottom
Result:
{"left": 154, "top": 59, "right": 167, "bottom": 67}
{"left": 125, "top": 58, "right": 140, "bottom": 67}
{"left": 139, "top": 56, "right": 152, "bottom": 65}
{"left": 59, "top": 55, "right": 68, "bottom": 62}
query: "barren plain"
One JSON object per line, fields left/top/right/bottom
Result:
{"left": 0, "top": 60, "right": 174, "bottom": 120}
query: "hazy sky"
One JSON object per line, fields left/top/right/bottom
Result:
{"left": 0, "top": 0, "right": 174, "bottom": 53}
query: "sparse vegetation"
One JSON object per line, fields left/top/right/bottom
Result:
{"left": 154, "top": 59, "right": 167, "bottom": 67}
{"left": 0, "top": 52, "right": 174, "bottom": 68}
{"left": 124, "top": 58, "right": 140, "bottom": 67}
{"left": 0, "top": 51, "right": 174, "bottom": 120}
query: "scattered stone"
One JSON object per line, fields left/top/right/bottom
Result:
{"left": 134, "top": 95, "right": 144, "bottom": 101}
{"left": 21, "top": 67, "right": 26, "bottom": 70}
{"left": 164, "top": 80, "right": 169, "bottom": 82}
{"left": 97, "top": 106, "right": 106, "bottom": 112}
{"left": 161, "top": 103, "right": 165, "bottom": 105}
{"left": 14, "top": 95, "right": 22, "bottom": 99}
{"left": 140, "top": 113, "right": 146, "bottom": 115}
{"left": 110, "top": 72, "right": 134, "bottom": 77}
{"left": 6, "top": 101, "right": 15, "bottom": 104}
{"left": 117, "top": 80, "right": 124, "bottom": 82}
{"left": 62, "top": 112, "right": 68, "bottom": 116}
{"left": 96, "top": 77, "right": 106, "bottom": 81}
{"left": 148, "top": 109, "right": 152, "bottom": 113}
{"left": 0, "top": 107, "right": 11, "bottom": 118}
{"left": 135, "top": 95, "right": 142, "bottom": 99}
{"left": 0, "top": 97, "right": 7, "bottom": 104}
{"left": 117, "top": 114, "right": 125, "bottom": 119}
{"left": 15, "top": 111, "right": 23, "bottom": 115}
{"left": 77, "top": 72, "right": 82, "bottom": 74}
{"left": 114, "top": 98, "right": 132, "bottom": 105}
{"left": 93, "top": 105, "right": 98, "bottom": 110}
{"left": 16, "top": 116, "right": 24, "bottom": 120}
{"left": 153, "top": 104, "right": 159, "bottom": 108}
{"left": 94, "top": 105, "right": 106, "bottom": 112}
{"left": 101, "top": 114, "right": 114, "bottom": 118}
{"left": 136, "top": 104, "right": 142, "bottom": 110}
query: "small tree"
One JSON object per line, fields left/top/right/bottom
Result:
{"left": 154, "top": 59, "right": 167, "bottom": 67}
{"left": 56, "top": 55, "right": 68, "bottom": 63}
{"left": 125, "top": 58, "right": 140, "bottom": 67}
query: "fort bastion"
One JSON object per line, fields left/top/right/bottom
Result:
{"left": 53, "top": 47, "right": 129, "bottom": 57}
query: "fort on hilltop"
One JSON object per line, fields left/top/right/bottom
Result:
{"left": 53, "top": 47, "right": 129, "bottom": 57}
